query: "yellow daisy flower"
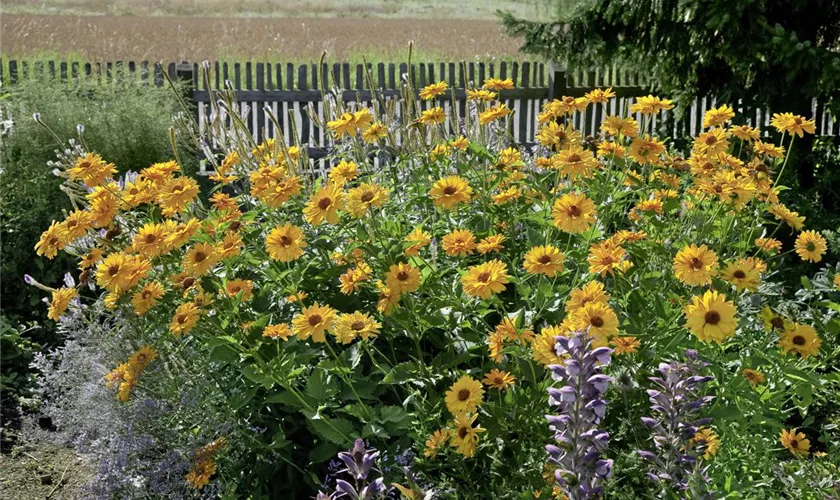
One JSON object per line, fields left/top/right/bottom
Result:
{"left": 461, "top": 260, "right": 509, "bottom": 299}
{"left": 683, "top": 290, "right": 737, "bottom": 343}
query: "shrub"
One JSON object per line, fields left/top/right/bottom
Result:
{"left": 0, "top": 71, "right": 195, "bottom": 404}
{"left": 30, "top": 78, "right": 840, "bottom": 498}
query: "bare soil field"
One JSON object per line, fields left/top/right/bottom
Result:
{"left": 1, "top": 0, "right": 547, "bottom": 20}
{"left": 1, "top": 13, "right": 528, "bottom": 61}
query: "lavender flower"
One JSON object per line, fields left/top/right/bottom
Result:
{"left": 545, "top": 331, "right": 614, "bottom": 500}
{"left": 324, "top": 439, "right": 388, "bottom": 500}
{"left": 637, "top": 350, "right": 715, "bottom": 498}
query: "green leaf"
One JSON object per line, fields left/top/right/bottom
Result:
{"left": 305, "top": 370, "right": 338, "bottom": 402}
{"left": 208, "top": 345, "right": 239, "bottom": 364}
{"left": 361, "top": 421, "right": 390, "bottom": 439}
{"left": 309, "top": 417, "right": 355, "bottom": 445}
{"left": 339, "top": 403, "right": 374, "bottom": 421}
{"left": 265, "top": 390, "right": 310, "bottom": 408}
{"left": 382, "top": 362, "right": 415, "bottom": 384}
{"left": 308, "top": 442, "right": 339, "bottom": 463}
{"left": 379, "top": 406, "right": 413, "bottom": 433}
{"left": 205, "top": 335, "right": 240, "bottom": 348}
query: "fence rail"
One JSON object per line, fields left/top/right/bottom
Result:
{"left": 3, "top": 58, "right": 838, "bottom": 175}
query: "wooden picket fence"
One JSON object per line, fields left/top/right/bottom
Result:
{"left": 3, "top": 59, "right": 838, "bottom": 175}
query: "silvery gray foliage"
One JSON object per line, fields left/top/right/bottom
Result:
{"left": 637, "top": 349, "right": 715, "bottom": 499}
{"left": 31, "top": 304, "right": 234, "bottom": 499}
{"left": 545, "top": 331, "right": 614, "bottom": 500}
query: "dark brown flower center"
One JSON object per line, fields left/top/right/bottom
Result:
{"left": 793, "top": 335, "right": 806, "bottom": 346}
{"left": 771, "top": 317, "right": 784, "bottom": 329}
{"left": 733, "top": 270, "right": 746, "bottom": 279}
{"left": 443, "top": 186, "right": 457, "bottom": 196}
{"left": 308, "top": 314, "right": 323, "bottom": 326}
{"left": 144, "top": 234, "right": 157, "bottom": 243}
{"left": 568, "top": 205, "right": 581, "bottom": 217}
{"left": 108, "top": 265, "right": 121, "bottom": 276}
{"left": 538, "top": 255, "right": 552, "bottom": 265}
{"left": 397, "top": 271, "right": 409, "bottom": 281}
{"left": 182, "top": 277, "right": 196, "bottom": 288}
{"left": 360, "top": 191, "right": 375, "bottom": 203}
{"left": 704, "top": 311, "right": 721, "bottom": 325}
{"left": 567, "top": 154, "right": 581, "bottom": 163}
{"left": 590, "top": 316, "right": 604, "bottom": 328}
{"left": 690, "top": 257, "right": 703, "bottom": 270}
{"left": 494, "top": 377, "right": 503, "bottom": 385}
{"left": 705, "top": 136, "right": 717, "bottom": 145}
{"left": 79, "top": 161, "right": 91, "bottom": 169}
{"left": 318, "top": 197, "right": 332, "bottom": 210}
{"left": 280, "top": 235, "right": 291, "bottom": 246}
{"left": 351, "top": 320, "right": 365, "bottom": 331}
{"left": 458, "top": 389, "right": 471, "bottom": 401}
{"left": 194, "top": 252, "right": 206, "bottom": 263}
{"left": 477, "top": 272, "right": 491, "bottom": 283}
{"left": 458, "top": 427, "right": 468, "bottom": 439}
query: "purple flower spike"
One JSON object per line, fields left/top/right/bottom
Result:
{"left": 636, "top": 350, "right": 716, "bottom": 498}
{"left": 545, "top": 330, "right": 613, "bottom": 500}
{"left": 327, "top": 440, "right": 389, "bottom": 500}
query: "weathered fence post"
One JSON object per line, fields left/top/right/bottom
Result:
{"left": 548, "top": 62, "right": 567, "bottom": 101}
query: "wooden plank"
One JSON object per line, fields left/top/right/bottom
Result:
{"left": 518, "top": 61, "right": 529, "bottom": 143}
{"left": 276, "top": 63, "right": 283, "bottom": 90}
{"left": 448, "top": 62, "right": 456, "bottom": 87}
{"left": 478, "top": 62, "right": 485, "bottom": 88}
{"left": 256, "top": 63, "right": 265, "bottom": 140}
{"left": 48, "top": 60, "right": 56, "bottom": 79}
{"left": 356, "top": 64, "right": 364, "bottom": 90}
{"left": 223, "top": 62, "right": 229, "bottom": 88}
{"left": 60, "top": 61, "right": 68, "bottom": 83}
{"left": 342, "top": 63, "right": 350, "bottom": 89}
{"left": 287, "top": 63, "right": 294, "bottom": 90}
{"left": 388, "top": 63, "right": 396, "bottom": 89}
{"left": 312, "top": 63, "right": 322, "bottom": 144}
{"left": 214, "top": 61, "right": 220, "bottom": 89}
{"left": 132, "top": 61, "right": 142, "bottom": 86}
{"left": 377, "top": 62, "right": 386, "bottom": 89}
{"left": 468, "top": 62, "right": 475, "bottom": 87}
{"left": 500, "top": 61, "right": 507, "bottom": 80}
{"left": 419, "top": 63, "right": 427, "bottom": 88}
{"left": 71, "top": 61, "right": 79, "bottom": 80}
{"left": 193, "top": 87, "right": 549, "bottom": 103}
{"left": 399, "top": 63, "right": 408, "bottom": 88}
{"left": 299, "top": 64, "right": 310, "bottom": 144}
{"left": 152, "top": 63, "right": 161, "bottom": 87}
{"left": 7, "top": 60, "right": 15, "bottom": 84}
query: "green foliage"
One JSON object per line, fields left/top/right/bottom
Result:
{"left": 0, "top": 68, "right": 193, "bottom": 403}
{"left": 0, "top": 316, "right": 39, "bottom": 400}
{"left": 500, "top": 0, "right": 840, "bottom": 112}
{"left": 23, "top": 79, "right": 840, "bottom": 498}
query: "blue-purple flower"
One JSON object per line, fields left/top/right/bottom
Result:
{"left": 545, "top": 331, "right": 614, "bottom": 500}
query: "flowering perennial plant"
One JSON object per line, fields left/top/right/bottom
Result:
{"left": 545, "top": 331, "right": 613, "bottom": 499}
{"left": 637, "top": 350, "right": 716, "bottom": 497}
{"left": 28, "top": 67, "right": 840, "bottom": 498}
